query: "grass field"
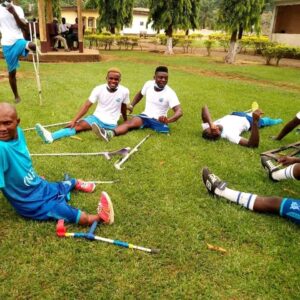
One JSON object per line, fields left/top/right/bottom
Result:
{"left": 0, "top": 51, "right": 299, "bottom": 299}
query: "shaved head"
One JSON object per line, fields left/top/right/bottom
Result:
{"left": 0, "top": 102, "right": 20, "bottom": 141}
{"left": 0, "top": 102, "right": 17, "bottom": 117}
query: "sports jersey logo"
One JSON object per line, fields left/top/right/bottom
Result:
{"left": 115, "top": 98, "right": 121, "bottom": 103}
{"left": 290, "top": 202, "right": 300, "bottom": 211}
{"left": 23, "top": 168, "right": 37, "bottom": 186}
{"left": 159, "top": 98, "right": 164, "bottom": 103}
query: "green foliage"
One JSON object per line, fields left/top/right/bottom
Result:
{"left": 199, "top": 0, "right": 219, "bottom": 29}
{"left": 218, "top": 0, "right": 265, "bottom": 35}
{"left": 85, "top": 34, "right": 141, "bottom": 50}
{"left": 203, "top": 39, "right": 216, "bottom": 56}
{"left": 148, "top": 0, "right": 201, "bottom": 36}
{"left": 262, "top": 45, "right": 300, "bottom": 66}
{"left": 134, "top": 0, "right": 149, "bottom": 7}
{"left": 85, "top": 0, "right": 134, "bottom": 33}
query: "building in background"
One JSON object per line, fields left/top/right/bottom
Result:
{"left": 270, "top": 0, "right": 300, "bottom": 46}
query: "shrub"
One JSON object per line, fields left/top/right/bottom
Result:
{"left": 203, "top": 39, "right": 216, "bottom": 56}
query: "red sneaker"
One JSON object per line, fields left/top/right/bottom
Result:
{"left": 97, "top": 192, "right": 114, "bottom": 225}
{"left": 75, "top": 180, "right": 96, "bottom": 193}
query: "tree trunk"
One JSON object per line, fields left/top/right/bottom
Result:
{"left": 165, "top": 25, "right": 174, "bottom": 55}
{"left": 110, "top": 25, "right": 115, "bottom": 34}
{"left": 224, "top": 30, "right": 238, "bottom": 64}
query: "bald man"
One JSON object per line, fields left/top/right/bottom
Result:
{"left": 0, "top": 102, "right": 114, "bottom": 225}
{"left": 35, "top": 68, "right": 130, "bottom": 144}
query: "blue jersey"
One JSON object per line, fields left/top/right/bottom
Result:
{"left": 0, "top": 127, "right": 73, "bottom": 219}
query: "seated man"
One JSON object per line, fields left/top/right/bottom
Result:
{"left": 51, "top": 17, "right": 69, "bottom": 52}
{"left": 201, "top": 105, "right": 282, "bottom": 148}
{"left": 202, "top": 167, "right": 299, "bottom": 225}
{"left": 0, "top": 102, "right": 114, "bottom": 226}
{"left": 35, "top": 68, "right": 129, "bottom": 144}
{"left": 273, "top": 112, "right": 300, "bottom": 140}
{"left": 261, "top": 155, "right": 300, "bottom": 182}
{"left": 92, "top": 66, "right": 183, "bottom": 142}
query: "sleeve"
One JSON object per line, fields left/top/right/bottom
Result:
{"left": 202, "top": 123, "right": 209, "bottom": 130}
{"left": 168, "top": 90, "right": 180, "bottom": 109}
{"left": 0, "top": 148, "right": 8, "bottom": 188}
{"left": 16, "top": 6, "right": 25, "bottom": 20}
{"left": 88, "top": 86, "right": 100, "bottom": 104}
{"left": 141, "top": 81, "right": 151, "bottom": 96}
{"left": 296, "top": 112, "right": 300, "bottom": 119}
{"left": 122, "top": 88, "right": 130, "bottom": 105}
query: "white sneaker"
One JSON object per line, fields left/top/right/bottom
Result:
{"left": 92, "top": 123, "right": 110, "bottom": 142}
{"left": 35, "top": 123, "right": 53, "bottom": 143}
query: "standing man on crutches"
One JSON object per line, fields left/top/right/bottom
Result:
{"left": 0, "top": 0, "right": 37, "bottom": 103}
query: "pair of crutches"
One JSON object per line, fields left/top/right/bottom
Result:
{"left": 28, "top": 21, "right": 42, "bottom": 105}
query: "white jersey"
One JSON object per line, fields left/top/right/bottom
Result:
{"left": 0, "top": 4, "right": 25, "bottom": 46}
{"left": 88, "top": 84, "right": 130, "bottom": 125}
{"left": 296, "top": 112, "right": 300, "bottom": 119}
{"left": 202, "top": 114, "right": 250, "bottom": 144}
{"left": 141, "top": 80, "right": 180, "bottom": 119}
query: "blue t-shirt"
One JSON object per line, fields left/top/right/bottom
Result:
{"left": 0, "top": 127, "right": 71, "bottom": 219}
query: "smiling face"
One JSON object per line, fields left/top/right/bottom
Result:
{"left": 154, "top": 71, "right": 168, "bottom": 89}
{"left": 106, "top": 71, "right": 121, "bottom": 91}
{"left": 0, "top": 103, "right": 20, "bottom": 141}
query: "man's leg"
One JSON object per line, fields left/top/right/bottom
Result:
{"left": 261, "top": 156, "right": 300, "bottom": 181}
{"left": 8, "top": 69, "right": 21, "bottom": 103}
{"left": 92, "top": 117, "right": 143, "bottom": 142}
{"left": 35, "top": 120, "right": 91, "bottom": 143}
{"left": 202, "top": 168, "right": 282, "bottom": 214}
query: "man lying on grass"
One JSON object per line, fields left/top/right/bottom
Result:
{"left": 92, "top": 66, "right": 183, "bottom": 142}
{"left": 35, "top": 67, "right": 129, "bottom": 144}
{"left": 272, "top": 111, "right": 300, "bottom": 141}
{"left": 202, "top": 165, "right": 300, "bottom": 225}
{"left": 201, "top": 105, "right": 282, "bottom": 147}
{"left": 0, "top": 102, "right": 114, "bottom": 226}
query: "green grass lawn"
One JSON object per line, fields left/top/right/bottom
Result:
{"left": 0, "top": 51, "right": 300, "bottom": 299}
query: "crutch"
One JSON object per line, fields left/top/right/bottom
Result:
{"left": 56, "top": 220, "right": 160, "bottom": 254}
{"left": 29, "top": 21, "right": 42, "bottom": 105}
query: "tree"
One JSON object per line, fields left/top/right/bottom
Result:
{"left": 85, "top": 0, "right": 134, "bottom": 34}
{"left": 134, "top": 0, "right": 149, "bottom": 7}
{"left": 148, "top": 0, "right": 201, "bottom": 54}
{"left": 199, "top": 0, "right": 219, "bottom": 29}
{"left": 218, "top": 0, "right": 265, "bottom": 64}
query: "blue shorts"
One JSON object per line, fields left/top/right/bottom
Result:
{"left": 280, "top": 198, "right": 300, "bottom": 224}
{"left": 138, "top": 114, "right": 170, "bottom": 133}
{"left": 84, "top": 115, "right": 116, "bottom": 130}
{"left": 231, "top": 112, "right": 265, "bottom": 128}
{"left": 40, "top": 179, "right": 81, "bottom": 223}
{"left": 2, "top": 39, "right": 29, "bottom": 73}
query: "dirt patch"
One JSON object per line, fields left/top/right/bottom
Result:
{"left": 0, "top": 72, "right": 8, "bottom": 82}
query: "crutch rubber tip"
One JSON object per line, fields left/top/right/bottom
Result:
{"left": 56, "top": 219, "right": 67, "bottom": 237}
{"left": 151, "top": 248, "right": 160, "bottom": 254}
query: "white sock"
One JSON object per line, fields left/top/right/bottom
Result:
{"left": 215, "top": 187, "right": 257, "bottom": 211}
{"left": 272, "top": 164, "right": 296, "bottom": 181}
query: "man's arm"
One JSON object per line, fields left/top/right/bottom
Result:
{"left": 274, "top": 116, "right": 300, "bottom": 140}
{"left": 278, "top": 156, "right": 300, "bottom": 166}
{"left": 7, "top": 5, "right": 27, "bottom": 31}
{"left": 201, "top": 105, "right": 219, "bottom": 133}
{"left": 67, "top": 100, "right": 93, "bottom": 128}
{"left": 121, "top": 103, "right": 127, "bottom": 121}
{"left": 239, "top": 109, "right": 263, "bottom": 148}
{"left": 128, "top": 91, "right": 143, "bottom": 113}
{"left": 158, "top": 105, "right": 183, "bottom": 124}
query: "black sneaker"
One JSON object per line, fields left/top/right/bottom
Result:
{"left": 260, "top": 156, "right": 280, "bottom": 182}
{"left": 91, "top": 123, "right": 112, "bottom": 142}
{"left": 202, "top": 167, "right": 227, "bottom": 196}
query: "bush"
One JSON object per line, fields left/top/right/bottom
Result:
{"left": 203, "top": 39, "right": 216, "bottom": 56}
{"left": 262, "top": 44, "right": 300, "bottom": 66}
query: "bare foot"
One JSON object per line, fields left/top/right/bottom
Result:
{"left": 15, "top": 97, "right": 21, "bottom": 104}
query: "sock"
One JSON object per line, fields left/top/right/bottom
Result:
{"left": 261, "top": 117, "right": 283, "bottom": 127}
{"left": 272, "top": 164, "right": 296, "bottom": 181}
{"left": 215, "top": 187, "right": 257, "bottom": 210}
{"left": 107, "top": 130, "right": 115, "bottom": 139}
{"left": 52, "top": 128, "right": 76, "bottom": 141}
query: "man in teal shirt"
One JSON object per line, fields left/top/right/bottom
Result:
{"left": 0, "top": 102, "right": 114, "bottom": 225}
